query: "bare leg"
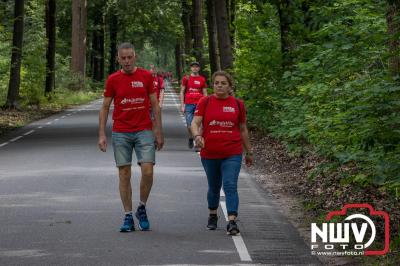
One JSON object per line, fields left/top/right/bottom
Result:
{"left": 139, "top": 162, "right": 154, "bottom": 204}
{"left": 118, "top": 165, "right": 132, "bottom": 212}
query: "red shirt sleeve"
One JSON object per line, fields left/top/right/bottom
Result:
{"left": 181, "top": 75, "right": 188, "bottom": 86}
{"left": 159, "top": 77, "right": 165, "bottom": 90}
{"left": 146, "top": 72, "right": 156, "bottom": 95}
{"left": 238, "top": 99, "right": 246, "bottom": 123}
{"left": 202, "top": 76, "right": 208, "bottom": 89}
{"left": 104, "top": 76, "right": 115, "bottom": 97}
{"left": 194, "top": 96, "right": 207, "bottom": 117}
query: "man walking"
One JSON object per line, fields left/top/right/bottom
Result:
{"left": 179, "top": 62, "right": 207, "bottom": 149}
{"left": 98, "top": 42, "right": 164, "bottom": 232}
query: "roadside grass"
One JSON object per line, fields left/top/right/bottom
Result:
{"left": 0, "top": 88, "right": 102, "bottom": 137}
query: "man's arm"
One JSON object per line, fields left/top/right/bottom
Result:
{"left": 150, "top": 92, "right": 164, "bottom": 150}
{"left": 98, "top": 97, "right": 113, "bottom": 152}
{"left": 202, "top": 87, "right": 208, "bottom": 96}
{"left": 180, "top": 84, "right": 186, "bottom": 113}
{"left": 159, "top": 89, "right": 165, "bottom": 108}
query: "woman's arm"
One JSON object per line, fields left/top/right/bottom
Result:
{"left": 239, "top": 122, "right": 253, "bottom": 166}
{"left": 191, "top": 116, "right": 204, "bottom": 148}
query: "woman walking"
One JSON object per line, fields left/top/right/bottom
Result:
{"left": 191, "top": 71, "right": 253, "bottom": 235}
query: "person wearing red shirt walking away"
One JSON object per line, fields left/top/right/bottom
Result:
{"left": 98, "top": 43, "right": 164, "bottom": 233}
{"left": 155, "top": 71, "right": 165, "bottom": 108}
{"left": 191, "top": 71, "right": 253, "bottom": 235}
{"left": 149, "top": 65, "right": 165, "bottom": 109}
{"left": 180, "top": 62, "right": 207, "bottom": 149}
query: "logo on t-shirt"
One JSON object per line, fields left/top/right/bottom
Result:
{"left": 131, "top": 81, "right": 144, "bottom": 88}
{"left": 209, "top": 120, "right": 234, "bottom": 127}
{"left": 194, "top": 80, "right": 201, "bottom": 85}
{"left": 223, "top": 106, "right": 235, "bottom": 113}
{"left": 121, "top": 98, "right": 145, "bottom": 104}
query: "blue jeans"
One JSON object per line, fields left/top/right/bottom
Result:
{"left": 184, "top": 104, "right": 197, "bottom": 128}
{"left": 201, "top": 155, "right": 242, "bottom": 216}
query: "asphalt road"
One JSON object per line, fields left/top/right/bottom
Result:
{"left": 0, "top": 84, "right": 321, "bottom": 265}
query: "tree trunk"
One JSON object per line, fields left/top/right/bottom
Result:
{"left": 181, "top": 0, "right": 192, "bottom": 67}
{"left": 387, "top": 0, "right": 400, "bottom": 77}
{"left": 175, "top": 40, "right": 183, "bottom": 82}
{"left": 215, "top": 0, "right": 233, "bottom": 70}
{"left": 108, "top": 5, "right": 118, "bottom": 74}
{"left": 163, "top": 51, "right": 168, "bottom": 68}
{"left": 92, "top": 6, "right": 104, "bottom": 81}
{"left": 45, "top": 0, "right": 56, "bottom": 97}
{"left": 206, "top": 0, "right": 219, "bottom": 74}
{"left": 71, "top": 0, "right": 87, "bottom": 88}
{"left": 227, "top": 0, "right": 235, "bottom": 49}
{"left": 5, "top": 0, "right": 24, "bottom": 109}
{"left": 277, "top": 0, "right": 293, "bottom": 69}
{"left": 192, "top": 0, "right": 205, "bottom": 76}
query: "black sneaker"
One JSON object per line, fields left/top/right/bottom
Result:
{"left": 188, "top": 138, "right": 194, "bottom": 149}
{"left": 226, "top": 220, "right": 240, "bottom": 235}
{"left": 207, "top": 214, "right": 218, "bottom": 230}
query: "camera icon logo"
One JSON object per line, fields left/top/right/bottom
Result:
{"left": 311, "top": 203, "right": 390, "bottom": 256}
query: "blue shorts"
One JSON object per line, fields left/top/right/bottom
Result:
{"left": 111, "top": 130, "right": 155, "bottom": 167}
{"left": 184, "top": 104, "right": 197, "bottom": 128}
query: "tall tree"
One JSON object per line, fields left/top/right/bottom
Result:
{"left": 175, "top": 40, "right": 183, "bottom": 81}
{"left": 276, "top": 0, "right": 294, "bottom": 69}
{"left": 91, "top": 3, "right": 104, "bottom": 81}
{"left": 387, "top": 0, "right": 400, "bottom": 77}
{"left": 181, "top": 0, "right": 192, "bottom": 67}
{"left": 215, "top": 0, "right": 233, "bottom": 70}
{"left": 206, "top": 0, "right": 220, "bottom": 74}
{"left": 71, "top": 0, "right": 87, "bottom": 86}
{"left": 108, "top": 3, "right": 118, "bottom": 74}
{"left": 227, "top": 0, "right": 236, "bottom": 48}
{"left": 45, "top": 0, "right": 56, "bottom": 96}
{"left": 192, "top": 0, "right": 205, "bottom": 74}
{"left": 5, "top": 0, "right": 24, "bottom": 109}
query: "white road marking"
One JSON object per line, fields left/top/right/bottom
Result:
{"left": 10, "top": 136, "right": 23, "bottom": 142}
{"left": 46, "top": 122, "right": 52, "bottom": 125}
{"left": 232, "top": 236, "right": 252, "bottom": 261}
{"left": 220, "top": 202, "right": 252, "bottom": 262}
{"left": 37, "top": 126, "right": 43, "bottom": 129}
{"left": 0, "top": 142, "right": 9, "bottom": 148}
{"left": 23, "top": 130, "right": 35, "bottom": 136}
{"left": 220, "top": 201, "right": 229, "bottom": 222}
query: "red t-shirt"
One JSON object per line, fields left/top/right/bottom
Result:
{"left": 153, "top": 75, "right": 164, "bottom": 101}
{"left": 195, "top": 95, "right": 246, "bottom": 159}
{"left": 182, "top": 75, "right": 207, "bottom": 104}
{"left": 104, "top": 68, "right": 155, "bottom": 132}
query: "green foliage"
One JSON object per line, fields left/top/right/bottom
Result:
{"left": 235, "top": 0, "right": 400, "bottom": 191}
{"left": 20, "top": 1, "right": 47, "bottom": 106}
{"left": 0, "top": 1, "right": 12, "bottom": 103}
{"left": 234, "top": 1, "right": 282, "bottom": 130}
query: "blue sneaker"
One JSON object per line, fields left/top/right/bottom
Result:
{"left": 120, "top": 214, "right": 135, "bottom": 232}
{"left": 135, "top": 205, "right": 150, "bottom": 231}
